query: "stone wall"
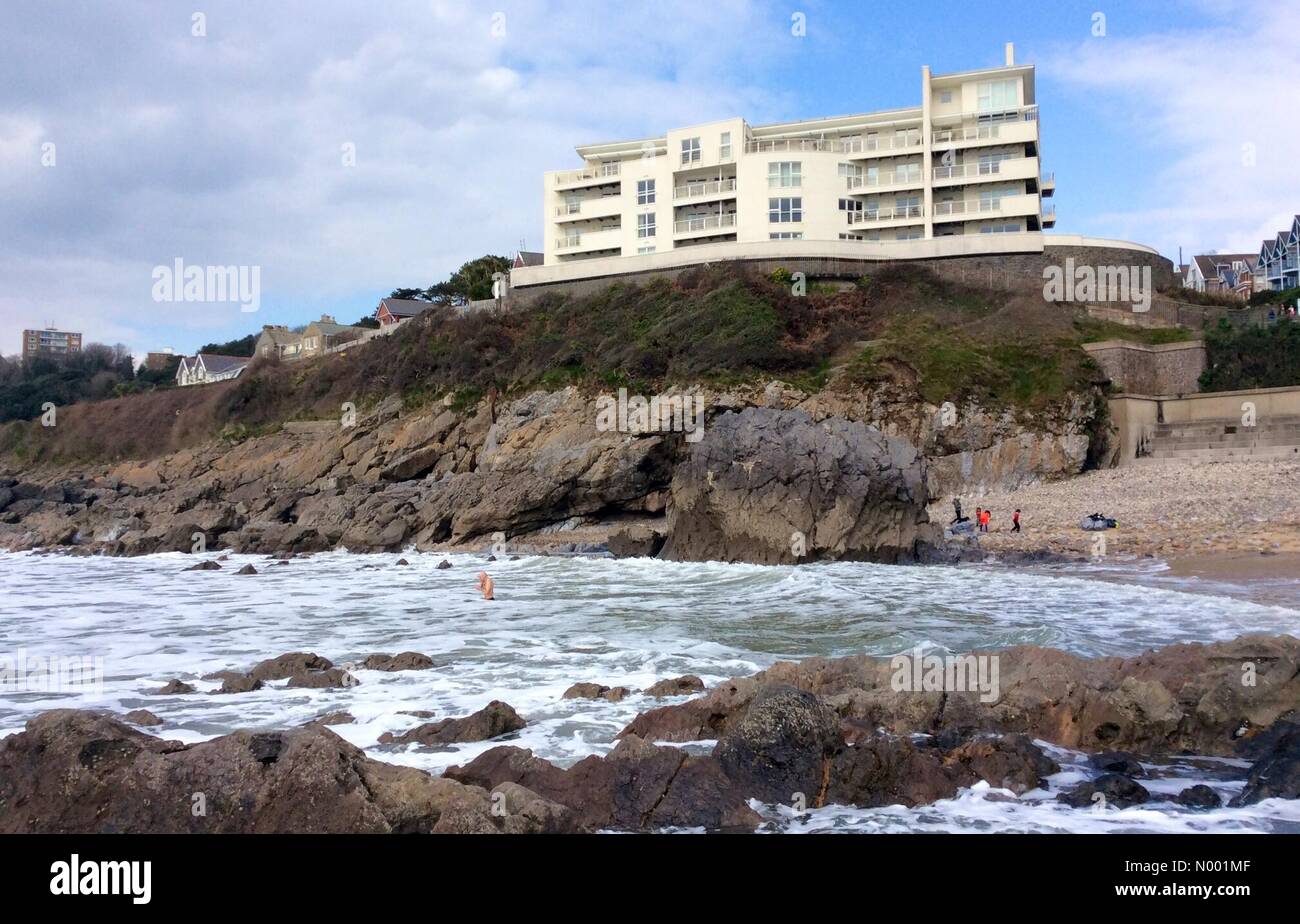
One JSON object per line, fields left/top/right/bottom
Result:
{"left": 1082, "top": 340, "right": 1205, "bottom": 396}
{"left": 507, "top": 242, "right": 1175, "bottom": 305}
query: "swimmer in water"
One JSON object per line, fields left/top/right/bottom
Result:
{"left": 477, "top": 571, "right": 495, "bottom": 601}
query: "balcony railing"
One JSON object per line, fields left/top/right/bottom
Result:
{"left": 1041, "top": 171, "right": 1055, "bottom": 185}
{"left": 846, "top": 170, "right": 922, "bottom": 190}
{"left": 932, "top": 124, "right": 1002, "bottom": 145}
{"left": 932, "top": 160, "right": 1015, "bottom": 180}
{"left": 674, "top": 213, "right": 738, "bottom": 234}
{"left": 554, "top": 163, "right": 621, "bottom": 185}
{"left": 745, "top": 134, "right": 923, "bottom": 155}
{"left": 553, "top": 196, "right": 621, "bottom": 218}
{"left": 846, "top": 205, "right": 923, "bottom": 224}
{"left": 554, "top": 227, "right": 621, "bottom": 250}
{"left": 673, "top": 178, "right": 738, "bottom": 199}
{"left": 931, "top": 199, "right": 1017, "bottom": 217}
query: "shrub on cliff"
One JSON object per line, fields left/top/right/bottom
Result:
{"left": 1199, "top": 317, "right": 1300, "bottom": 392}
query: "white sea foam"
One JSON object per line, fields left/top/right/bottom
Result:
{"left": 2, "top": 549, "right": 1297, "bottom": 832}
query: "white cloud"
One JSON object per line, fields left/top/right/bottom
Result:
{"left": 1043, "top": 0, "right": 1300, "bottom": 259}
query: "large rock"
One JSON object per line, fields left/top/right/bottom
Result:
{"left": 379, "top": 701, "right": 526, "bottom": 746}
{"left": 620, "top": 634, "right": 1300, "bottom": 758}
{"left": 659, "top": 407, "right": 937, "bottom": 564}
{"left": 0, "top": 710, "right": 545, "bottom": 833}
{"left": 1233, "top": 721, "right": 1300, "bottom": 805}
{"left": 248, "top": 652, "right": 334, "bottom": 681}
{"left": 445, "top": 736, "right": 761, "bottom": 832}
{"left": 714, "top": 684, "right": 841, "bottom": 805}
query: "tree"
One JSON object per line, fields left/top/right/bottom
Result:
{"left": 197, "top": 333, "right": 257, "bottom": 357}
{"left": 389, "top": 254, "right": 513, "bottom": 308}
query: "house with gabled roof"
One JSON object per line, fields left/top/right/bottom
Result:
{"left": 1258, "top": 216, "right": 1300, "bottom": 292}
{"left": 175, "top": 353, "right": 249, "bottom": 386}
{"left": 254, "top": 324, "right": 303, "bottom": 360}
{"left": 374, "top": 297, "right": 433, "bottom": 327}
{"left": 300, "top": 314, "right": 364, "bottom": 357}
{"left": 1184, "top": 253, "right": 1258, "bottom": 299}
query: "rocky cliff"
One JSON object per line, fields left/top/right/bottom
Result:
{"left": 0, "top": 380, "right": 1105, "bottom": 563}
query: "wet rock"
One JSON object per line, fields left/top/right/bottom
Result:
{"left": 942, "top": 734, "right": 1060, "bottom": 795}
{"left": 361, "top": 652, "right": 434, "bottom": 672}
{"left": 0, "top": 709, "right": 542, "bottom": 833}
{"left": 1056, "top": 773, "right": 1150, "bottom": 809}
{"left": 309, "top": 712, "right": 356, "bottom": 726}
{"left": 1175, "top": 784, "right": 1223, "bottom": 809}
{"left": 562, "top": 682, "right": 634, "bottom": 703}
{"left": 184, "top": 560, "right": 221, "bottom": 571}
{"left": 215, "top": 674, "right": 263, "bottom": 695}
{"left": 607, "top": 524, "right": 666, "bottom": 559}
{"left": 714, "top": 684, "right": 842, "bottom": 805}
{"left": 489, "top": 782, "right": 576, "bottom": 834}
{"left": 122, "top": 710, "right": 163, "bottom": 727}
{"left": 619, "top": 635, "right": 1300, "bottom": 758}
{"left": 155, "top": 679, "right": 195, "bottom": 695}
{"left": 1088, "top": 751, "right": 1146, "bottom": 778}
{"left": 399, "top": 710, "right": 436, "bottom": 719}
{"left": 395, "top": 558, "right": 410, "bottom": 565}
{"left": 825, "top": 734, "right": 962, "bottom": 808}
{"left": 1232, "top": 721, "right": 1300, "bottom": 805}
{"left": 236, "top": 564, "right": 258, "bottom": 575}
{"left": 659, "top": 407, "right": 937, "bottom": 564}
{"left": 445, "top": 736, "right": 760, "bottom": 832}
{"left": 436, "top": 559, "right": 452, "bottom": 570}
{"left": 645, "top": 675, "right": 705, "bottom": 699}
{"left": 249, "top": 652, "right": 334, "bottom": 682}
{"left": 379, "top": 701, "right": 525, "bottom": 747}
{"left": 285, "top": 667, "right": 359, "bottom": 690}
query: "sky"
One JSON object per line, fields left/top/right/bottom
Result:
{"left": 1, "top": 0, "right": 1297, "bottom": 361}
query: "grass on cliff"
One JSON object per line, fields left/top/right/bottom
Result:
{"left": 0, "top": 263, "right": 1115, "bottom": 466}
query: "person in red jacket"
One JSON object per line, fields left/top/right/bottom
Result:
{"left": 979, "top": 508, "right": 991, "bottom": 533}
{"left": 1011, "top": 509, "right": 1021, "bottom": 533}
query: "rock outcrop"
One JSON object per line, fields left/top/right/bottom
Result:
{"left": 0, "top": 710, "right": 557, "bottom": 833}
{"left": 378, "top": 701, "right": 526, "bottom": 747}
{"left": 659, "top": 408, "right": 937, "bottom": 564}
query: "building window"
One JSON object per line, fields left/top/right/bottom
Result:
{"left": 977, "top": 79, "right": 1018, "bottom": 113}
{"left": 768, "top": 197, "right": 802, "bottom": 222}
{"left": 637, "top": 245, "right": 656, "bottom": 254}
{"left": 896, "top": 229, "right": 922, "bottom": 240}
{"left": 838, "top": 198, "right": 863, "bottom": 212}
{"left": 719, "top": 131, "right": 732, "bottom": 160}
{"left": 978, "top": 151, "right": 1012, "bottom": 174}
{"left": 637, "top": 213, "right": 656, "bottom": 238}
{"left": 767, "top": 161, "right": 802, "bottom": 188}
{"left": 637, "top": 179, "right": 655, "bottom": 205}
{"left": 769, "top": 232, "right": 803, "bottom": 240}
{"left": 600, "top": 160, "right": 620, "bottom": 177}
{"left": 939, "top": 90, "right": 953, "bottom": 104}
{"left": 895, "top": 195, "right": 920, "bottom": 216}
{"left": 681, "top": 137, "right": 701, "bottom": 165}
{"left": 979, "top": 222, "right": 1020, "bottom": 233}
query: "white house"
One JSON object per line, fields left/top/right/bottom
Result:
{"left": 175, "top": 353, "right": 250, "bottom": 386}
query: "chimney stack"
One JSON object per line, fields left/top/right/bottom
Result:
{"left": 1005, "top": 42, "right": 1015, "bottom": 66}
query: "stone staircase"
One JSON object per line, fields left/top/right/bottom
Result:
{"left": 1138, "top": 415, "right": 1300, "bottom": 462}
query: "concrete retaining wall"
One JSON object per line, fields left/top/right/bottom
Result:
{"left": 1109, "top": 385, "right": 1300, "bottom": 464}
{"left": 1082, "top": 340, "right": 1205, "bottom": 396}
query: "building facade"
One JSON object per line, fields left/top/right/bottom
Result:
{"left": 1258, "top": 216, "right": 1300, "bottom": 292}
{"left": 540, "top": 45, "right": 1053, "bottom": 268}
{"left": 1184, "top": 254, "right": 1259, "bottom": 299}
{"left": 175, "top": 353, "right": 249, "bottom": 386}
{"left": 21, "top": 328, "right": 82, "bottom": 360}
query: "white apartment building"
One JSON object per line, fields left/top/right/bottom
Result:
{"left": 541, "top": 45, "right": 1054, "bottom": 267}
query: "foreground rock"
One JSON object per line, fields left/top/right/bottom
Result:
{"left": 659, "top": 407, "right": 937, "bottom": 564}
{"left": 379, "top": 701, "right": 526, "bottom": 747}
{"left": 1233, "top": 721, "right": 1300, "bottom": 805}
{"left": 361, "top": 652, "right": 434, "bottom": 672}
{"left": 563, "top": 683, "right": 634, "bottom": 703}
{"left": 620, "top": 634, "right": 1300, "bottom": 758}
{"left": 0, "top": 710, "right": 559, "bottom": 833}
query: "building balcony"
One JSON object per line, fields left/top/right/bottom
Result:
{"left": 931, "top": 115, "right": 1038, "bottom": 150}
{"left": 553, "top": 163, "right": 622, "bottom": 189}
{"left": 846, "top": 171, "right": 923, "bottom": 194}
{"left": 674, "top": 213, "right": 738, "bottom": 236}
{"left": 1040, "top": 172, "right": 1055, "bottom": 196}
{"left": 1041, "top": 204, "right": 1056, "bottom": 227}
{"left": 553, "top": 227, "right": 623, "bottom": 253}
{"left": 931, "top": 193, "right": 1042, "bottom": 221}
{"left": 931, "top": 156, "right": 1039, "bottom": 187}
{"left": 746, "top": 134, "right": 923, "bottom": 157}
{"left": 846, "top": 205, "right": 924, "bottom": 227}
{"left": 673, "top": 178, "right": 738, "bottom": 202}
{"left": 553, "top": 196, "right": 622, "bottom": 222}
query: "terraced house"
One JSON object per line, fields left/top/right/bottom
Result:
{"left": 538, "top": 44, "right": 1054, "bottom": 269}
{"left": 1258, "top": 215, "right": 1300, "bottom": 292}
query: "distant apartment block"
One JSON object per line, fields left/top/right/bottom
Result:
{"left": 1258, "top": 215, "right": 1300, "bottom": 292}
{"left": 540, "top": 44, "right": 1053, "bottom": 267}
{"left": 144, "top": 350, "right": 176, "bottom": 371}
{"left": 22, "top": 328, "right": 82, "bottom": 360}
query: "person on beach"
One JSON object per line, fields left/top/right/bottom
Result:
{"left": 974, "top": 507, "right": 982, "bottom": 531}
{"left": 979, "top": 508, "right": 991, "bottom": 533}
{"left": 951, "top": 497, "right": 967, "bottom": 524}
{"left": 477, "top": 571, "right": 495, "bottom": 601}
{"left": 1011, "top": 509, "right": 1021, "bottom": 533}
